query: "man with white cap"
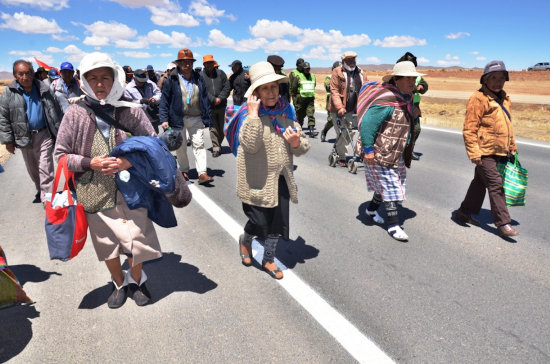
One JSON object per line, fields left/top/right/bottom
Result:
{"left": 124, "top": 68, "right": 162, "bottom": 133}
{"left": 329, "top": 51, "right": 365, "bottom": 166}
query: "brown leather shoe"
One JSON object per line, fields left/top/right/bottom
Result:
{"left": 198, "top": 173, "right": 213, "bottom": 185}
{"left": 181, "top": 171, "right": 189, "bottom": 181}
{"left": 454, "top": 209, "right": 480, "bottom": 226}
{"left": 498, "top": 224, "right": 519, "bottom": 237}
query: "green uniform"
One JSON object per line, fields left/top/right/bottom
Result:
{"left": 289, "top": 69, "right": 316, "bottom": 127}
{"left": 323, "top": 74, "right": 333, "bottom": 133}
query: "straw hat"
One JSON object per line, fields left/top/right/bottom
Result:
{"left": 382, "top": 61, "right": 425, "bottom": 82}
{"left": 244, "top": 61, "right": 288, "bottom": 98}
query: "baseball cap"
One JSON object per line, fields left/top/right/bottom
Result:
{"left": 267, "top": 55, "right": 285, "bottom": 67}
{"left": 133, "top": 69, "right": 147, "bottom": 82}
{"left": 480, "top": 60, "right": 509, "bottom": 84}
{"left": 48, "top": 69, "right": 59, "bottom": 79}
{"left": 303, "top": 62, "right": 311, "bottom": 69}
{"left": 229, "top": 60, "right": 242, "bottom": 68}
{"left": 60, "top": 62, "right": 74, "bottom": 71}
{"left": 146, "top": 65, "right": 154, "bottom": 71}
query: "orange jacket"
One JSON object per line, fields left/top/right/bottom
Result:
{"left": 463, "top": 86, "right": 517, "bottom": 160}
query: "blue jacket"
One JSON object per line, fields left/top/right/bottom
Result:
{"left": 159, "top": 69, "right": 211, "bottom": 129}
{"left": 110, "top": 136, "right": 178, "bottom": 228}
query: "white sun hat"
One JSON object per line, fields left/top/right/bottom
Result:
{"left": 383, "top": 61, "right": 426, "bottom": 82}
{"left": 244, "top": 61, "right": 288, "bottom": 98}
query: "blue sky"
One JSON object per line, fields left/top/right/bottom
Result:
{"left": 0, "top": 0, "right": 548, "bottom": 74}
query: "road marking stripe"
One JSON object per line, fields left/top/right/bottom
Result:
{"left": 189, "top": 184, "right": 394, "bottom": 364}
{"left": 423, "top": 125, "right": 550, "bottom": 149}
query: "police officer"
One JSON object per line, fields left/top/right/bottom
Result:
{"left": 289, "top": 60, "right": 318, "bottom": 137}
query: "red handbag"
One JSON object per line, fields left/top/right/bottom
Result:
{"left": 44, "top": 155, "right": 88, "bottom": 261}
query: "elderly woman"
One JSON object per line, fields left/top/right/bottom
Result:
{"left": 54, "top": 53, "right": 185, "bottom": 308}
{"left": 454, "top": 60, "right": 519, "bottom": 237}
{"left": 232, "top": 61, "right": 310, "bottom": 279}
{"left": 359, "top": 61, "right": 425, "bottom": 242}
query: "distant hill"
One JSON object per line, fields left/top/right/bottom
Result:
{"left": 0, "top": 72, "right": 13, "bottom": 81}
{"left": 292, "top": 65, "right": 483, "bottom": 74}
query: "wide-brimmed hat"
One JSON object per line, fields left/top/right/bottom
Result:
{"left": 244, "top": 61, "right": 288, "bottom": 98}
{"left": 480, "top": 60, "right": 509, "bottom": 84}
{"left": 203, "top": 54, "right": 216, "bottom": 64}
{"left": 382, "top": 61, "right": 425, "bottom": 82}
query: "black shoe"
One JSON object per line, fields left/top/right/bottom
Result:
{"left": 32, "top": 192, "right": 41, "bottom": 204}
{"left": 128, "top": 283, "right": 152, "bottom": 306}
{"left": 308, "top": 126, "right": 319, "bottom": 138}
{"left": 453, "top": 209, "right": 480, "bottom": 226}
{"left": 320, "top": 130, "right": 327, "bottom": 142}
{"left": 411, "top": 152, "right": 420, "bottom": 160}
{"left": 107, "top": 284, "right": 128, "bottom": 309}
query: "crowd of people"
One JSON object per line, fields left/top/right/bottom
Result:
{"left": 0, "top": 48, "right": 521, "bottom": 307}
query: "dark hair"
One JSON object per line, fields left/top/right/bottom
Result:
{"left": 388, "top": 76, "right": 404, "bottom": 85}
{"left": 12, "top": 59, "right": 34, "bottom": 76}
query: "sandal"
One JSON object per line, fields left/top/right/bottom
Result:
{"left": 239, "top": 234, "right": 252, "bottom": 266}
{"left": 262, "top": 260, "right": 283, "bottom": 280}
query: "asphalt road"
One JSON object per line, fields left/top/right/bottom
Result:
{"left": 1, "top": 112, "right": 550, "bottom": 363}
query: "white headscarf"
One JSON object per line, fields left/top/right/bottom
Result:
{"left": 79, "top": 52, "right": 139, "bottom": 108}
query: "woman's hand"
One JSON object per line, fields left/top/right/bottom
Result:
{"left": 90, "top": 154, "right": 133, "bottom": 177}
{"left": 283, "top": 127, "right": 300, "bottom": 148}
{"left": 364, "top": 152, "right": 375, "bottom": 165}
{"left": 247, "top": 95, "right": 260, "bottom": 118}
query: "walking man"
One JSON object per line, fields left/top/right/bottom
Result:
{"left": 159, "top": 48, "right": 214, "bottom": 185}
{"left": 0, "top": 59, "right": 62, "bottom": 203}
{"left": 50, "top": 61, "right": 82, "bottom": 113}
{"left": 290, "top": 60, "right": 318, "bottom": 137}
{"left": 228, "top": 60, "right": 250, "bottom": 107}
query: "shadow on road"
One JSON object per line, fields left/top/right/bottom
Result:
{"left": 0, "top": 304, "right": 40, "bottom": 363}
{"left": 9, "top": 264, "right": 62, "bottom": 286}
{"left": 78, "top": 252, "right": 217, "bottom": 309}
{"left": 356, "top": 201, "right": 417, "bottom": 227}
{"left": 276, "top": 236, "right": 319, "bottom": 269}
{"left": 450, "top": 208, "right": 520, "bottom": 243}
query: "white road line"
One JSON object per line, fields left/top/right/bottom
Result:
{"left": 423, "top": 125, "right": 550, "bottom": 149}
{"left": 189, "top": 184, "right": 394, "bottom": 364}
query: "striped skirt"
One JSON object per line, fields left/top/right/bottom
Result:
{"left": 363, "top": 159, "right": 407, "bottom": 201}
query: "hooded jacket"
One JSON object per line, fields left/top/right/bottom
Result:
{"left": 159, "top": 69, "right": 212, "bottom": 129}
{"left": 463, "top": 85, "right": 517, "bottom": 160}
{"left": 0, "top": 79, "right": 62, "bottom": 148}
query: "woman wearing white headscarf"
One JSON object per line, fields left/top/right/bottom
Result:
{"left": 55, "top": 53, "right": 163, "bottom": 308}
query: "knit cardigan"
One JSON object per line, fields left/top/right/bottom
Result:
{"left": 236, "top": 114, "right": 310, "bottom": 208}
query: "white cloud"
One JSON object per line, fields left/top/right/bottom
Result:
{"left": 80, "top": 20, "right": 137, "bottom": 40}
{"left": 446, "top": 32, "right": 470, "bottom": 39}
{"left": 235, "top": 38, "right": 268, "bottom": 52}
{"left": 207, "top": 29, "right": 235, "bottom": 48}
{"left": 83, "top": 36, "right": 109, "bottom": 47}
{"left": 365, "top": 56, "right": 381, "bottom": 64}
{"left": 264, "top": 39, "right": 304, "bottom": 52}
{"left": 189, "top": 0, "right": 234, "bottom": 25}
{"left": 121, "top": 51, "right": 154, "bottom": 58}
{"left": 52, "top": 34, "right": 78, "bottom": 41}
{"left": 470, "top": 51, "right": 479, "bottom": 55}
{"left": 115, "top": 38, "right": 149, "bottom": 49}
{"left": 147, "top": 30, "right": 172, "bottom": 44}
{"left": 249, "top": 19, "right": 301, "bottom": 39}
{"left": 9, "top": 50, "right": 54, "bottom": 65}
{"left": 148, "top": 5, "right": 199, "bottom": 27}
{"left": 301, "top": 29, "right": 371, "bottom": 53}
{"left": 417, "top": 57, "right": 430, "bottom": 64}
{"left": 476, "top": 56, "right": 487, "bottom": 61}
{"left": 169, "top": 31, "right": 195, "bottom": 48}
{"left": 300, "top": 46, "right": 339, "bottom": 61}
{"left": 107, "top": 0, "right": 166, "bottom": 7}
{"left": 159, "top": 53, "right": 173, "bottom": 58}
{"left": 0, "top": 12, "right": 65, "bottom": 34}
{"left": 0, "top": 0, "right": 68, "bottom": 10}
{"left": 373, "top": 35, "right": 427, "bottom": 48}
{"left": 437, "top": 54, "right": 461, "bottom": 66}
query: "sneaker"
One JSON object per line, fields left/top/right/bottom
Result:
{"left": 107, "top": 283, "right": 128, "bottom": 309}
{"left": 128, "top": 283, "right": 152, "bottom": 306}
{"left": 388, "top": 225, "right": 408, "bottom": 242}
{"left": 411, "top": 152, "right": 420, "bottom": 161}
{"left": 498, "top": 224, "right": 519, "bottom": 237}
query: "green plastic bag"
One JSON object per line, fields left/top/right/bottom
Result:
{"left": 497, "top": 152, "right": 528, "bottom": 207}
